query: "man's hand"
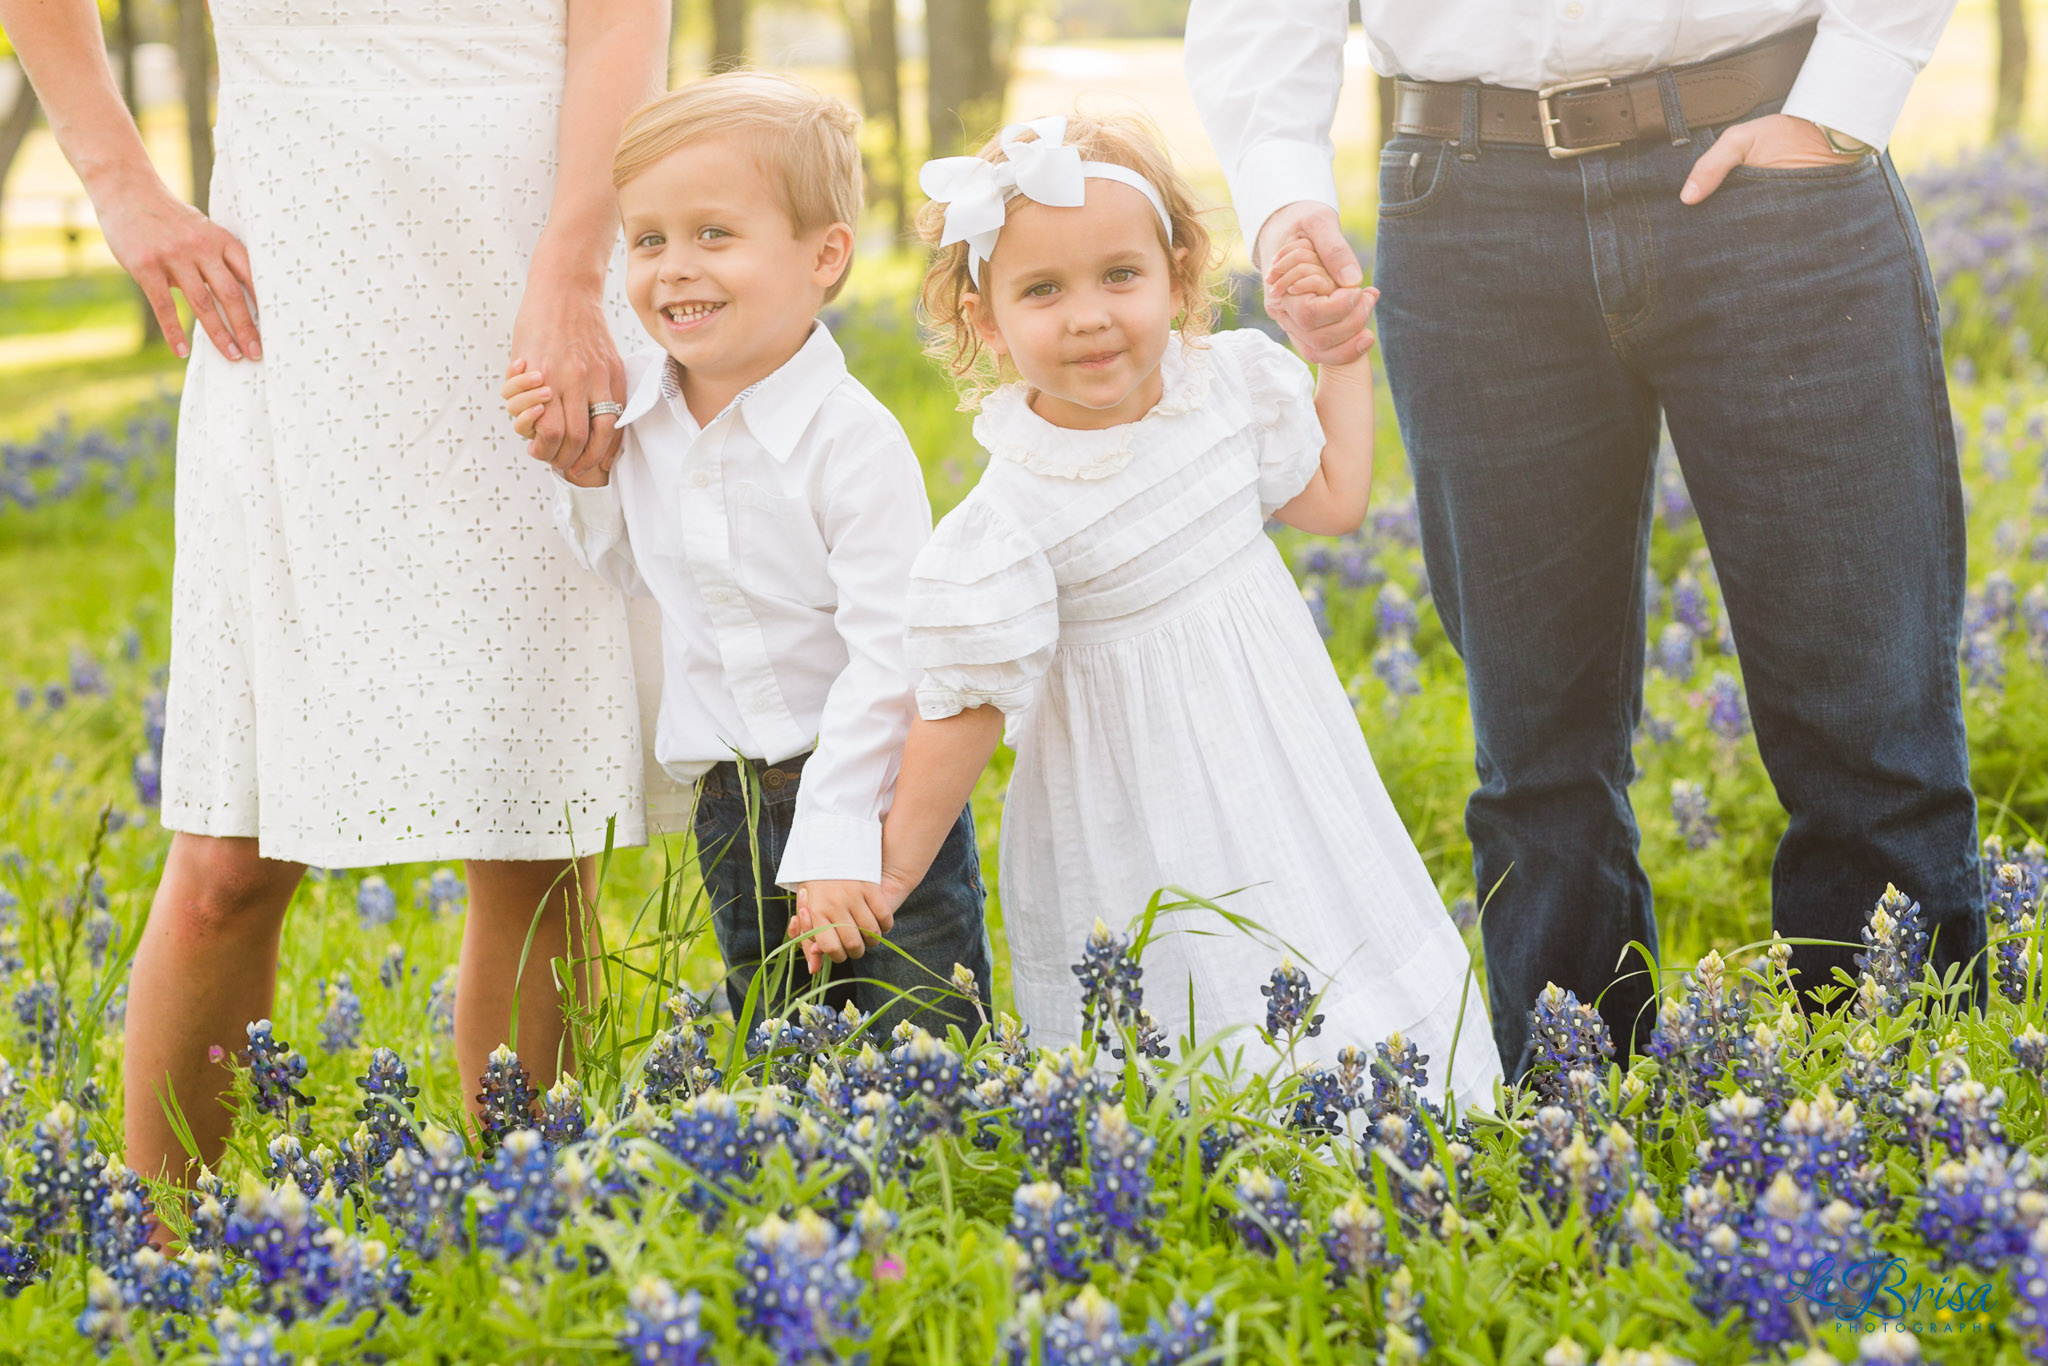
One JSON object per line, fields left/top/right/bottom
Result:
{"left": 1680, "top": 114, "right": 1870, "bottom": 205}
{"left": 789, "top": 880, "right": 887, "bottom": 969}
{"left": 1253, "top": 201, "right": 1375, "bottom": 366}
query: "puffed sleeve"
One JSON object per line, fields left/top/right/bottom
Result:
{"left": 905, "top": 495, "right": 1059, "bottom": 730}
{"left": 1213, "top": 327, "right": 1326, "bottom": 517}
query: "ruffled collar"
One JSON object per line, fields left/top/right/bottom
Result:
{"left": 973, "top": 332, "right": 1213, "bottom": 480}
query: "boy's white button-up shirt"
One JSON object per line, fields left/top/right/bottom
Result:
{"left": 1185, "top": 0, "right": 1957, "bottom": 264}
{"left": 550, "top": 321, "right": 931, "bottom": 887}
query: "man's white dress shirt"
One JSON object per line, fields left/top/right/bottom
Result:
{"left": 1185, "top": 0, "right": 1958, "bottom": 263}
{"left": 551, "top": 321, "right": 930, "bottom": 887}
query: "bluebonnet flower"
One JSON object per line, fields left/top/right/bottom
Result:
{"left": 1696, "top": 1091, "right": 1774, "bottom": 1203}
{"left": 1375, "top": 583, "right": 1417, "bottom": 637}
{"left": 618, "top": 1277, "right": 712, "bottom": 1366}
{"left": 1372, "top": 637, "right": 1422, "bottom": 699}
{"left": 475, "top": 1044, "right": 538, "bottom": 1149}
{"left": 539, "top": 1075, "right": 588, "bottom": 1148}
{"left": 1084, "top": 1103, "right": 1158, "bottom": 1258}
{"left": 889, "top": 1027, "right": 970, "bottom": 1135}
{"left": 1705, "top": 673, "right": 1749, "bottom": 742}
{"left": 1915, "top": 1143, "right": 2040, "bottom": 1272}
{"left": 1016, "top": 1050, "right": 1097, "bottom": 1179}
{"left": 420, "top": 868, "right": 465, "bottom": 917}
{"left": 1041, "top": 1286, "right": 1137, "bottom": 1366}
{"left": 1008, "top": 1180, "right": 1091, "bottom": 1289}
{"left": 1232, "top": 1165, "right": 1307, "bottom": 1257}
{"left": 1337, "top": 547, "right": 1380, "bottom": 590}
{"left": 657, "top": 1093, "right": 758, "bottom": 1228}
{"left": 1373, "top": 497, "right": 1421, "bottom": 548}
{"left": 1524, "top": 984, "right": 1613, "bottom": 1102}
{"left": 1658, "top": 458, "right": 1694, "bottom": 529}
{"left": 1302, "top": 583, "right": 1333, "bottom": 639}
{"left": 735, "top": 1208, "right": 866, "bottom": 1362}
{"left": 1669, "top": 781, "right": 1719, "bottom": 850}
{"left": 84, "top": 908, "right": 118, "bottom": 971}
{"left": 77, "top": 1268, "right": 132, "bottom": 1357}
{"left": 425, "top": 967, "right": 457, "bottom": 1039}
{"left": 209, "top": 1310, "right": 292, "bottom": 1365}
{"left": 263, "top": 1135, "right": 326, "bottom": 1199}
{"left": 1143, "top": 1296, "right": 1217, "bottom": 1366}
{"left": 316, "top": 974, "right": 363, "bottom": 1054}
{"left": 43, "top": 684, "right": 65, "bottom": 710}
{"left": 2014, "top": 1221, "right": 2048, "bottom": 1365}
{"left": 1988, "top": 860, "right": 2039, "bottom": 1004}
{"left": 13, "top": 972, "right": 67, "bottom": 1072}
{"left": 1655, "top": 622, "right": 1697, "bottom": 681}
{"left": 242, "top": 1020, "right": 312, "bottom": 1126}
{"left": 1964, "top": 628, "right": 2006, "bottom": 689}
{"left": 355, "top": 875, "right": 397, "bottom": 929}
{"left": 186, "top": 1172, "right": 233, "bottom": 1255}
{"left": 642, "top": 1020, "right": 724, "bottom": 1105}
{"left": 0, "top": 1237, "right": 39, "bottom": 1297}
{"left": 747, "top": 1016, "right": 820, "bottom": 1090}
{"left": 1364, "top": 1107, "right": 1469, "bottom": 1237}
{"left": 67, "top": 648, "right": 105, "bottom": 696}
{"left": 1379, "top": 1264, "right": 1432, "bottom": 1365}
{"left": 1838, "top": 1027, "right": 1904, "bottom": 1126}
{"left": 224, "top": 1174, "right": 415, "bottom": 1326}
{"left": 1670, "top": 570, "right": 1711, "bottom": 634}
{"left": 1519, "top": 1106, "right": 1642, "bottom": 1231}
{"left": 141, "top": 688, "right": 165, "bottom": 756}
{"left": 1261, "top": 958, "right": 1325, "bottom": 1041}
{"left": 378, "top": 944, "right": 408, "bottom": 991}
{"left": 8, "top": 1100, "right": 104, "bottom": 1255}
{"left": 1928, "top": 1077, "right": 2009, "bottom": 1159}
{"left": 1771, "top": 1088, "right": 1887, "bottom": 1215}
{"left": 1686, "top": 1172, "right": 1869, "bottom": 1354}
{"left": 376, "top": 1127, "right": 474, "bottom": 1260}
{"left": 1290, "top": 1050, "right": 1368, "bottom": 1135}
{"left": 1854, "top": 886, "right": 1932, "bottom": 1020}
{"left": 2013, "top": 1023, "right": 2048, "bottom": 1075}
{"left": 470, "top": 1130, "right": 564, "bottom": 1260}
{"left": 1730, "top": 1022, "right": 1795, "bottom": 1113}
{"left": 1638, "top": 711, "right": 1676, "bottom": 745}
{"left": 1073, "top": 919, "right": 1168, "bottom": 1061}
{"left": 1299, "top": 546, "right": 1334, "bottom": 577}
{"left": 132, "top": 749, "right": 161, "bottom": 807}
{"left": 1646, "top": 951, "right": 1751, "bottom": 1107}
{"left": 2026, "top": 584, "right": 2048, "bottom": 664}
{"left": 1322, "top": 1193, "right": 1391, "bottom": 1286}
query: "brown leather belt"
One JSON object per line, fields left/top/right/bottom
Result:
{"left": 1392, "top": 21, "right": 1815, "bottom": 157}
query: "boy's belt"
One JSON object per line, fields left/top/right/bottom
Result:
{"left": 1392, "top": 21, "right": 1815, "bottom": 158}
{"left": 700, "top": 750, "right": 811, "bottom": 799}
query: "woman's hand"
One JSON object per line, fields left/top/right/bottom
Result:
{"left": 97, "top": 181, "right": 261, "bottom": 362}
{"left": 507, "top": 279, "right": 626, "bottom": 484}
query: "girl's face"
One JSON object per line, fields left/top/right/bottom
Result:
{"left": 968, "top": 179, "right": 1184, "bottom": 431}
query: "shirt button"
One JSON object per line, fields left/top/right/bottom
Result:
{"left": 691, "top": 471, "right": 711, "bottom": 488}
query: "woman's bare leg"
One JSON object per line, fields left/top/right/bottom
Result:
{"left": 456, "top": 857, "right": 599, "bottom": 1112}
{"left": 122, "top": 833, "right": 305, "bottom": 1183}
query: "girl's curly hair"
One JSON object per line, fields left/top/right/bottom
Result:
{"left": 916, "top": 108, "right": 1223, "bottom": 407}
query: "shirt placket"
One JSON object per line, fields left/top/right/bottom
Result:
{"left": 679, "top": 416, "right": 811, "bottom": 762}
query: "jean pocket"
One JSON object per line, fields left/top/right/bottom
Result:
{"left": 1729, "top": 153, "right": 1878, "bottom": 183}
{"left": 1378, "top": 141, "right": 1451, "bottom": 218}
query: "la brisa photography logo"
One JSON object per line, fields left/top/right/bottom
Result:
{"left": 1780, "top": 1253, "right": 1996, "bottom": 1335}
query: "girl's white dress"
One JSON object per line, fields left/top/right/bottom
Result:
{"left": 907, "top": 329, "right": 1503, "bottom": 1109}
{"left": 161, "top": 0, "right": 684, "bottom": 866}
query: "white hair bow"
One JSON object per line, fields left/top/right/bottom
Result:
{"left": 919, "top": 115, "right": 1175, "bottom": 288}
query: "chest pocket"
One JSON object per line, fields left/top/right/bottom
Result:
{"left": 729, "top": 482, "right": 837, "bottom": 610}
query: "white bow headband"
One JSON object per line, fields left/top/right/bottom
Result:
{"left": 918, "top": 115, "right": 1176, "bottom": 289}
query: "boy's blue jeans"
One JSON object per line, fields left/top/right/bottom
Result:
{"left": 694, "top": 754, "right": 994, "bottom": 1040}
{"left": 1372, "top": 97, "right": 1987, "bottom": 1082}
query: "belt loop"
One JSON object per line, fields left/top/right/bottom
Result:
{"left": 1657, "top": 69, "right": 1691, "bottom": 147}
{"left": 1458, "top": 84, "right": 1481, "bottom": 161}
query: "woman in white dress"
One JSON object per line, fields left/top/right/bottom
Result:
{"left": 4, "top": 0, "right": 673, "bottom": 1182}
{"left": 869, "top": 113, "right": 1502, "bottom": 1113}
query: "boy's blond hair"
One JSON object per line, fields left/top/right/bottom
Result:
{"left": 615, "top": 72, "right": 864, "bottom": 304}
{"left": 917, "top": 109, "right": 1222, "bottom": 406}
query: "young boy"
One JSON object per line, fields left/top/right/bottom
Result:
{"left": 502, "top": 72, "right": 991, "bottom": 1039}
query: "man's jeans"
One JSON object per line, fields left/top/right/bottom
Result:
{"left": 1372, "top": 97, "right": 1987, "bottom": 1082}
{"left": 694, "top": 758, "right": 994, "bottom": 1041}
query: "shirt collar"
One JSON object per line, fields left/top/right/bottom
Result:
{"left": 618, "top": 321, "right": 848, "bottom": 462}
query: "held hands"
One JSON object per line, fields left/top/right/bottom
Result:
{"left": 789, "top": 871, "right": 913, "bottom": 974}
{"left": 1254, "top": 203, "right": 1376, "bottom": 366}
{"left": 1680, "top": 114, "right": 1870, "bottom": 204}
{"left": 502, "top": 360, "right": 616, "bottom": 487}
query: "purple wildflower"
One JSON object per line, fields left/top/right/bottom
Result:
{"left": 241, "top": 1021, "right": 312, "bottom": 1127}
{"left": 1262, "top": 958, "right": 1325, "bottom": 1041}
{"left": 316, "top": 975, "right": 363, "bottom": 1055}
{"left": 618, "top": 1277, "right": 712, "bottom": 1366}
{"left": 1705, "top": 672, "right": 1749, "bottom": 741}
{"left": 734, "top": 1208, "right": 866, "bottom": 1362}
{"left": 1084, "top": 1103, "right": 1158, "bottom": 1258}
{"left": 1008, "top": 1180, "right": 1090, "bottom": 1289}
{"left": 1655, "top": 622, "right": 1696, "bottom": 681}
{"left": 1232, "top": 1165, "right": 1306, "bottom": 1257}
{"left": 355, "top": 875, "right": 397, "bottom": 929}
{"left": 1670, "top": 781, "right": 1719, "bottom": 850}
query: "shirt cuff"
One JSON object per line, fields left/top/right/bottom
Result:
{"left": 774, "top": 810, "right": 881, "bottom": 888}
{"left": 550, "top": 468, "right": 625, "bottom": 534}
{"left": 1227, "top": 137, "right": 1341, "bottom": 271}
{"left": 1780, "top": 25, "right": 1923, "bottom": 152}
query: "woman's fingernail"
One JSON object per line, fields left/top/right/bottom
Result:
{"left": 249, "top": 344, "right": 262, "bottom": 359}
{"left": 226, "top": 345, "right": 243, "bottom": 360}
{"left": 175, "top": 343, "right": 189, "bottom": 358}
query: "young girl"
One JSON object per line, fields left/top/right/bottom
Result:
{"left": 856, "top": 110, "right": 1503, "bottom": 1110}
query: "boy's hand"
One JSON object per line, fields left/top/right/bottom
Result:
{"left": 503, "top": 359, "right": 613, "bottom": 487}
{"left": 790, "top": 880, "right": 886, "bottom": 967}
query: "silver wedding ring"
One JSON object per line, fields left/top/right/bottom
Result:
{"left": 588, "top": 400, "right": 625, "bottom": 419}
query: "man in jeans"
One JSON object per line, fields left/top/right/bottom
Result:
{"left": 1186, "top": 1, "right": 1988, "bottom": 1081}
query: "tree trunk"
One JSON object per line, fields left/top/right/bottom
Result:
{"left": 710, "top": 0, "right": 747, "bottom": 72}
{"left": 177, "top": 0, "right": 214, "bottom": 214}
{"left": 926, "top": 0, "right": 1002, "bottom": 158}
{"left": 1376, "top": 73, "right": 1396, "bottom": 148}
{"left": 842, "top": 0, "right": 906, "bottom": 239}
{"left": 0, "top": 64, "right": 41, "bottom": 278}
{"left": 1993, "top": 0, "right": 2029, "bottom": 138}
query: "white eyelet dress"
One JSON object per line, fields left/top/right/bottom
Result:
{"left": 161, "top": 0, "right": 684, "bottom": 866}
{"left": 906, "top": 329, "right": 1504, "bottom": 1111}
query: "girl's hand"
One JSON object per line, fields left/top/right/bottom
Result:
{"left": 1270, "top": 235, "right": 1339, "bottom": 299}
{"left": 502, "top": 360, "right": 553, "bottom": 439}
{"left": 507, "top": 277, "right": 626, "bottom": 484}
{"left": 97, "top": 181, "right": 261, "bottom": 362}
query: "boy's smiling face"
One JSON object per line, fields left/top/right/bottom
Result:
{"left": 967, "top": 179, "right": 1185, "bottom": 432}
{"left": 619, "top": 136, "right": 852, "bottom": 424}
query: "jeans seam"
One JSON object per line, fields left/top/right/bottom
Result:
{"left": 1602, "top": 151, "right": 1663, "bottom": 345}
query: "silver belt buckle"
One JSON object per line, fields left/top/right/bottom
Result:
{"left": 1537, "top": 76, "right": 1623, "bottom": 159}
